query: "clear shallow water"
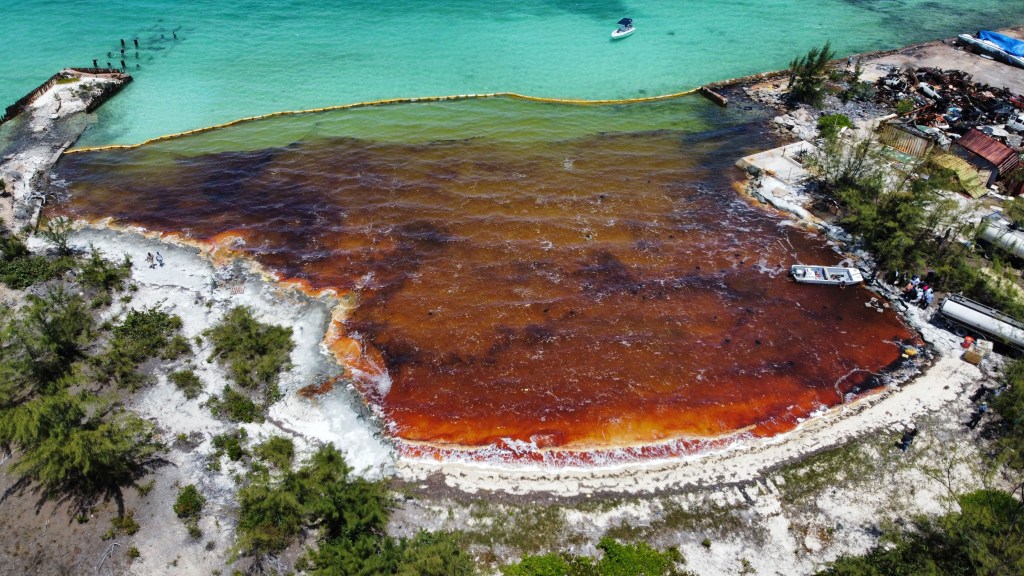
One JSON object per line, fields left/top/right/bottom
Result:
{"left": 3, "top": 0, "right": 1024, "bottom": 145}
{"left": 51, "top": 98, "right": 914, "bottom": 464}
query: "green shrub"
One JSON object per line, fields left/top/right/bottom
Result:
{"left": 112, "top": 511, "right": 140, "bottom": 535}
{"left": 162, "top": 334, "right": 193, "bottom": 360}
{"left": 816, "top": 113, "right": 853, "bottom": 140}
{"left": 78, "top": 247, "right": 131, "bottom": 293}
{"left": 788, "top": 41, "right": 836, "bottom": 108}
{"left": 212, "top": 429, "right": 248, "bottom": 461}
{"left": 126, "top": 546, "right": 140, "bottom": 560}
{"left": 174, "top": 485, "right": 206, "bottom": 519}
{"left": 2, "top": 400, "right": 161, "bottom": 497}
{"left": 169, "top": 369, "right": 204, "bottom": 399}
{"left": 254, "top": 436, "right": 295, "bottom": 470}
{"left": 39, "top": 216, "right": 74, "bottom": 256}
{"left": 819, "top": 489, "right": 1024, "bottom": 575}
{"left": 93, "top": 307, "right": 185, "bottom": 387}
{"left": 895, "top": 98, "right": 915, "bottom": 115}
{"left": 0, "top": 254, "right": 60, "bottom": 288}
{"left": 502, "top": 539, "right": 690, "bottom": 576}
{"left": 205, "top": 306, "right": 293, "bottom": 390}
{"left": 2, "top": 287, "right": 92, "bottom": 390}
{"left": 208, "top": 385, "right": 263, "bottom": 423}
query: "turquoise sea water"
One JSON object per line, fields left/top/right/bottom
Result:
{"left": 3, "top": 0, "right": 1024, "bottom": 145}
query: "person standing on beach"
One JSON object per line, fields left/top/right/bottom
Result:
{"left": 145, "top": 252, "right": 155, "bottom": 268}
{"left": 156, "top": 251, "right": 164, "bottom": 267}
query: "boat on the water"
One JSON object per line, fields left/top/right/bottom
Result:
{"left": 612, "top": 18, "right": 635, "bottom": 40}
{"left": 957, "top": 30, "right": 1024, "bottom": 69}
{"left": 790, "top": 264, "right": 864, "bottom": 286}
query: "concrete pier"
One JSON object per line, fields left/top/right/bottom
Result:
{"left": 0, "top": 68, "right": 130, "bottom": 230}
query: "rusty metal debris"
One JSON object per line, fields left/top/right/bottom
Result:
{"left": 874, "top": 67, "right": 1024, "bottom": 149}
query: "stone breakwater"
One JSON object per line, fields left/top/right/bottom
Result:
{"left": 0, "top": 68, "right": 130, "bottom": 230}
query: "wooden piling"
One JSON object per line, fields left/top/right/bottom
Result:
{"left": 700, "top": 86, "right": 729, "bottom": 107}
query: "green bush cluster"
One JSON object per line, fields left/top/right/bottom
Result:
{"left": 502, "top": 539, "right": 691, "bottom": 576}
{"left": 819, "top": 489, "right": 1023, "bottom": 575}
{"left": 208, "top": 385, "right": 263, "bottom": 423}
{"left": 78, "top": 246, "right": 132, "bottom": 293}
{"left": 169, "top": 369, "right": 204, "bottom": 399}
{"left": 253, "top": 436, "right": 294, "bottom": 470}
{"left": 203, "top": 306, "right": 293, "bottom": 420}
{"left": 816, "top": 113, "right": 854, "bottom": 140}
{"left": 788, "top": 41, "right": 836, "bottom": 108}
{"left": 212, "top": 429, "right": 248, "bottom": 462}
{"left": 235, "top": 444, "right": 472, "bottom": 575}
{"left": 818, "top": 358, "right": 1024, "bottom": 574}
{"left": 173, "top": 485, "right": 206, "bottom": 519}
{"left": 809, "top": 136, "right": 1024, "bottom": 316}
{"left": 0, "top": 235, "right": 73, "bottom": 288}
{"left": 205, "top": 306, "right": 294, "bottom": 390}
{"left": 92, "top": 307, "right": 186, "bottom": 388}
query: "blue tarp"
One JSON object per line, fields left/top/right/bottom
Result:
{"left": 978, "top": 30, "right": 1024, "bottom": 57}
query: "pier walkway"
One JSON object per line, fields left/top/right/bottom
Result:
{"left": 0, "top": 68, "right": 130, "bottom": 230}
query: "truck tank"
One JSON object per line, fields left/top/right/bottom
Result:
{"left": 938, "top": 294, "right": 1024, "bottom": 350}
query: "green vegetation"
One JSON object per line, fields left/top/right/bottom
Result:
{"left": 111, "top": 511, "right": 141, "bottom": 535}
{"left": 816, "top": 358, "right": 1024, "bottom": 574}
{"left": 895, "top": 98, "right": 915, "bottom": 115}
{"left": 991, "top": 359, "right": 1024, "bottom": 470}
{"left": 809, "top": 135, "right": 1024, "bottom": 317}
{"left": 234, "top": 444, "right": 472, "bottom": 575}
{"left": 788, "top": 41, "right": 836, "bottom": 108}
{"left": 253, "top": 436, "right": 294, "bottom": 470}
{"left": 203, "top": 306, "right": 293, "bottom": 420}
{"left": 92, "top": 307, "right": 186, "bottom": 389}
{"left": 816, "top": 113, "right": 853, "bottom": 140}
{"left": 212, "top": 429, "right": 248, "bottom": 462}
{"left": 39, "top": 216, "right": 75, "bottom": 256}
{"left": 169, "top": 368, "right": 204, "bottom": 399}
{"left": 777, "top": 442, "right": 875, "bottom": 504}
{"left": 502, "top": 538, "right": 693, "bottom": 576}
{"left": 205, "top": 305, "right": 294, "bottom": 390}
{"left": 0, "top": 242, "right": 195, "bottom": 513}
{"left": 78, "top": 246, "right": 132, "bottom": 293}
{"left": 819, "top": 489, "right": 1023, "bottom": 575}
{"left": 602, "top": 501, "right": 744, "bottom": 543}
{"left": 463, "top": 503, "right": 569, "bottom": 555}
{"left": 174, "top": 485, "right": 206, "bottom": 519}
{"left": 0, "top": 234, "right": 74, "bottom": 288}
{"left": 208, "top": 384, "right": 263, "bottom": 423}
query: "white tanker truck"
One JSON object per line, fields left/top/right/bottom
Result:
{"left": 977, "top": 215, "right": 1024, "bottom": 260}
{"left": 938, "top": 293, "right": 1024, "bottom": 351}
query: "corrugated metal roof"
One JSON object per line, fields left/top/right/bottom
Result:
{"left": 934, "top": 152, "right": 989, "bottom": 198}
{"left": 956, "top": 129, "right": 1020, "bottom": 175}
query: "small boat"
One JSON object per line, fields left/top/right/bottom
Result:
{"left": 957, "top": 31, "right": 1024, "bottom": 69}
{"left": 612, "top": 18, "right": 635, "bottom": 40}
{"left": 790, "top": 264, "right": 864, "bottom": 286}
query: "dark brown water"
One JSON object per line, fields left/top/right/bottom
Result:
{"left": 52, "top": 98, "right": 912, "bottom": 464}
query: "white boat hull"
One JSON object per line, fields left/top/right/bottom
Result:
{"left": 790, "top": 265, "right": 864, "bottom": 286}
{"left": 611, "top": 27, "right": 635, "bottom": 40}
{"left": 957, "top": 34, "right": 1024, "bottom": 69}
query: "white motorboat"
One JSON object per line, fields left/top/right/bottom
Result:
{"left": 790, "top": 264, "right": 864, "bottom": 286}
{"left": 612, "top": 18, "right": 635, "bottom": 40}
{"left": 957, "top": 32, "right": 1024, "bottom": 69}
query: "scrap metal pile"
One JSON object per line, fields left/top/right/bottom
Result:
{"left": 874, "top": 67, "right": 1024, "bottom": 149}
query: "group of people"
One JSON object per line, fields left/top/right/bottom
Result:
{"left": 145, "top": 251, "right": 164, "bottom": 269}
{"left": 901, "top": 274, "right": 934, "bottom": 309}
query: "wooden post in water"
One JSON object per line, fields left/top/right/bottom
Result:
{"left": 700, "top": 86, "right": 729, "bottom": 107}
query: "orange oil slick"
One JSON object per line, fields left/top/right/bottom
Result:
{"left": 51, "top": 124, "right": 913, "bottom": 464}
